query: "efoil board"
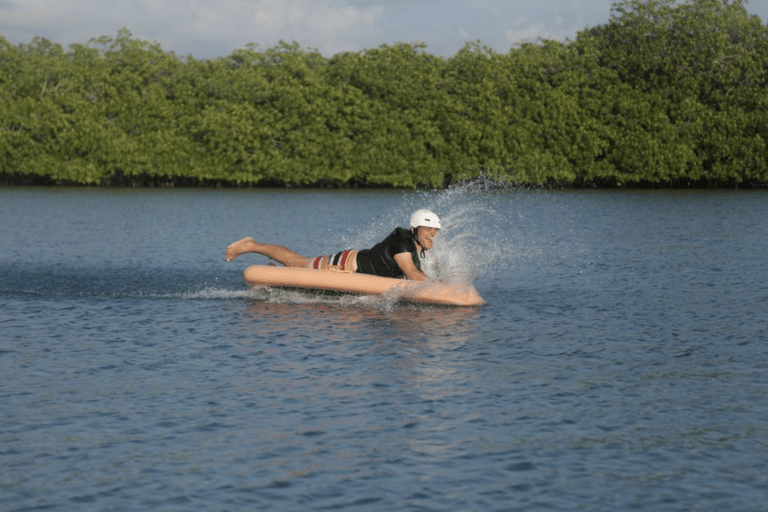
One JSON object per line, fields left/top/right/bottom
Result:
{"left": 243, "top": 265, "right": 485, "bottom": 306}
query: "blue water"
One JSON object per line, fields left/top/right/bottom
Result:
{"left": 1, "top": 186, "right": 767, "bottom": 511}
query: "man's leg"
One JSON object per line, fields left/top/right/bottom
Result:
{"left": 226, "top": 237, "right": 312, "bottom": 267}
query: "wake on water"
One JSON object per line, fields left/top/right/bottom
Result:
{"left": 183, "top": 284, "right": 418, "bottom": 312}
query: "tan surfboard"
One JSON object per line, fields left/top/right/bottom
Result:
{"left": 243, "top": 265, "right": 485, "bottom": 306}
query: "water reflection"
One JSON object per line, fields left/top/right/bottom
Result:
{"left": 229, "top": 293, "right": 485, "bottom": 467}
{"left": 232, "top": 291, "right": 483, "bottom": 401}
{"left": 237, "top": 290, "right": 483, "bottom": 344}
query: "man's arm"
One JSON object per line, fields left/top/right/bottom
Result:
{"left": 394, "top": 252, "right": 429, "bottom": 281}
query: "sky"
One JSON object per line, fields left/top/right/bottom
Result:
{"left": 2, "top": 0, "right": 767, "bottom": 59}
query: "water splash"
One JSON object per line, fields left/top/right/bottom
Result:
{"left": 180, "top": 287, "right": 255, "bottom": 300}
{"left": 196, "top": 283, "right": 393, "bottom": 308}
{"left": 425, "top": 180, "right": 506, "bottom": 282}
{"left": 345, "top": 177, "right": 525, "bottom": 283}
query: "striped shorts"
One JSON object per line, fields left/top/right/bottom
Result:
{"left": 310, "top": 249, "right": 358, "bottom": 272}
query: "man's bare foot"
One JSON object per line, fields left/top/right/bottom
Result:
{"left": 226, "top": 236, "right": 255, "bottom": 261}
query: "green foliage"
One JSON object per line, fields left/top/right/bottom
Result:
{"left": 2, "top": 1, "right": 767, "bottom": 188}
{"left": 582, "top": 0, "right": 768, "bottom": 185}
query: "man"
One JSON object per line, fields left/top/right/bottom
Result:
{"left": 225, "top": 209, "right": 441, "bottom": 281}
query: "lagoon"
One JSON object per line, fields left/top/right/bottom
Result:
{"left": 1, "top": 186, "right": 767, "bottom": 511}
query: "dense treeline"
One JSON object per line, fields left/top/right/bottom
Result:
{"left": 1, "top": 0, "right": 767, "bottom": 188}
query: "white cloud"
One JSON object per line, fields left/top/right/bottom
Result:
{"left": 2, "top": 0, "right": 766, "bottom": 59}
{"left": 1, "top": 0, "right": 386, "bottom": 57}
{"left": 151, "top": 0, "right": 386, "bottom": 55}
{"left": 504, "top": 22, "right": 548, "bottom": 45}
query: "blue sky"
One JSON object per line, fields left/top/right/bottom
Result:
{"left": 2, "top": 0, "right": 767, "bottom": 59}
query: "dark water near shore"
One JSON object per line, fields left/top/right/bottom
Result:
{"left": 1, "top": 186, "right": 767, "bottom": 511}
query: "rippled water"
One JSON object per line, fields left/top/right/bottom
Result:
{"left": 1, "top": 186, "right": 767, "bottom": 511}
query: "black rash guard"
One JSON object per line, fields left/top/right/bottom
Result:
{"left": 355, "top": 227, "right": 421, "bottom": 279}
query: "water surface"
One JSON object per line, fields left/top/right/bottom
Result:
{"left": 1, "top": 186, "right": 767, "bottom": 511}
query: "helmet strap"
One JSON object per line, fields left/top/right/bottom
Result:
{"left": 412, "top": 226, "right": 427, "bottom": 258}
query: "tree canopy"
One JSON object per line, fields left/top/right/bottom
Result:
{"left": 1, "top": 0, "right": 766, "bottom": 188}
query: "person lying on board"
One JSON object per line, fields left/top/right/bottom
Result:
{"left": 225, "top": 209, "right": 441, "bottom": 281}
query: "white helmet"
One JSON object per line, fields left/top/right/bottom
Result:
{"left": 410, "top": 209, "right": 441, "bottom": 230}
